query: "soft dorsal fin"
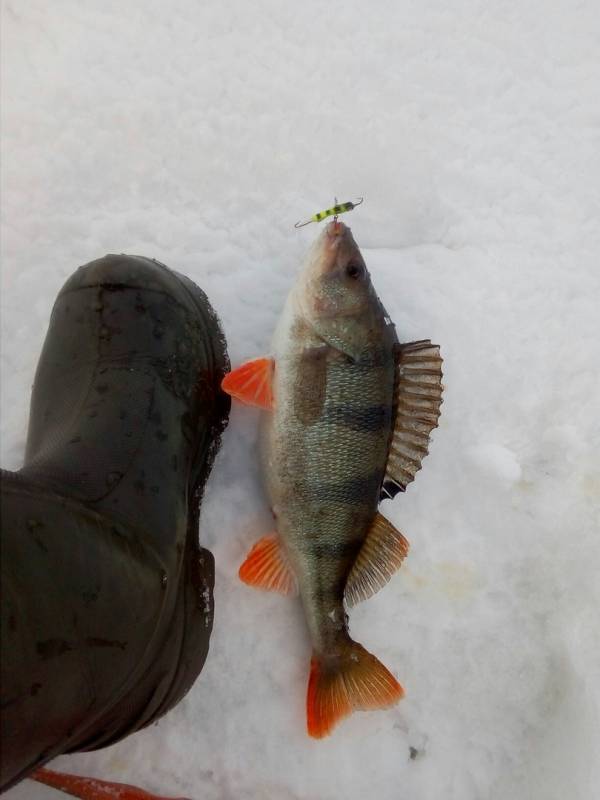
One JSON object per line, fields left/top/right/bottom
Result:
{"left": 221, "top": 357, "right": 274, "bottom": 410}
{"left": 239, "top": 534, "right": 298, "bottom": 595}
{"left": 344, "top": 512, "right": 409, "bottom": 607}
{"left": 380, "top": 340, "right": 443, "bottom": 500}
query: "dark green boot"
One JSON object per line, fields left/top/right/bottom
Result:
{"left": 1, "top": 255, "right": 230, "bottom": 792}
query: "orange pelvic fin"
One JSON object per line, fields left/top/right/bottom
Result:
{"left": 239, "top": 534, "right": 298, "bottom": 595}
{"left": 31, "top": 767, "right": 190, "bottom": 800}
{"left": 221, "top": 357, "right": 274, "bottom": 409}
{"left": 344, "top": 512, "right": 410, "bottom": 606}
{"left": 307, "top": 643, "right": 404, "bottom": 739}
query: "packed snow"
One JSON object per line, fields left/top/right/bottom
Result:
{"left": 2, "top": 1, "right": 599, "bottom": 799}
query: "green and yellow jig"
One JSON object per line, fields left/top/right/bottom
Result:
{"left": 294, "top": 197, "right": 363, "bottom": 228}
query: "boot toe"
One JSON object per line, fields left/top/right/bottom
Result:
{"left": 62, "top": 254, "right": 202, "bottom": 317}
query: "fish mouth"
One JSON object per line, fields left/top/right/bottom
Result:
{"left": 320, "top": 220, "right": 364, "bottom": 270}
{"left": 317, "top": 220, "right": 353, "bottom": 261}
{"left": 325, "top": 220, "right": 349, "bottom": 240}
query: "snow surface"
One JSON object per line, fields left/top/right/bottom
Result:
{"left": 2, "top": 1, "right": 600, "bottom": 798}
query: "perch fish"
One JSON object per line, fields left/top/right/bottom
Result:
{"left": 222, "top": 220, "right": 443, "bottom": 737}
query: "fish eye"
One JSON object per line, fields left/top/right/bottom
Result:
{"left": 345, "top": 263, "right": 363, "bottom": 280}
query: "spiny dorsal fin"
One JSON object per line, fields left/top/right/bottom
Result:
{"left": 239, "top": 534, "right": 298, "bottom": 596}
{"left": 344, "top": 512, "right": 410, "bottom": 607}
{"left": 380, "top": 339, "right": 443, "bottom": 501}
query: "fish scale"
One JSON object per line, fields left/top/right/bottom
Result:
{"left": 222, "top": 220, "right": 443, "bottom": 738}
{"left": 262, "top": 224, "right": 400, "bottom": 679}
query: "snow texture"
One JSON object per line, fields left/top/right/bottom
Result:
{"left": 2, "top": 1, "right": 599, "bottom": 799}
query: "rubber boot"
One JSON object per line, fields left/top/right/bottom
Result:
{"left": 0, "top": 254, "right": 230, "bottom": 792}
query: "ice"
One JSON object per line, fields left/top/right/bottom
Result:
{"left": 2, "top": 1, "right": 599, "bottom": 799}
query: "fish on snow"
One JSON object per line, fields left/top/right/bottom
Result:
{"left": 222, "top": 220, "right": 443, "bottom": 738}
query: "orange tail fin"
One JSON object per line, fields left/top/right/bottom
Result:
{"left": 31, "top": 767, "right": 190, "bottom": 800}
{"left": 306, "top": 643, "right": 404, "bottom": 739}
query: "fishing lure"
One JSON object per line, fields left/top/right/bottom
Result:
{"left": 294, "top": 197, "right": 363, "bottom": 228}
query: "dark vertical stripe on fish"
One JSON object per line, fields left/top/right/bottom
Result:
{"left": 323, "top": 404, "right": 390, "bottom": 432}
{"left": 292, "top": 347, "right": 329, "bottom": 425}
{"left": 298, "top": 538, "right": 363, "bottom": 559}
{"left": 308, "top": 470, "right": 382, "bottom": 505}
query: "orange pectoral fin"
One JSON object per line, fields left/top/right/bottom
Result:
{"left": 239, "top": 534, "right": 298, "bottom": 595}
{"left": 221, "top": 357, "right": 274, "bottom": 410}
{"left": 31, "top": 767, "right": 191, "bottom": 799}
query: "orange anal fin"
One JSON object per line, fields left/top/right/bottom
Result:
{"left": 31, "top": 767, "right": 190, "bottom": 800}
{"left": 307, "top": 644, "right": 404, "bottom": 739}
{"left": 239, "top": 534, "right": 298, "bottom": 595}
{"left": 221, "top": 357, "right": 274, "bottom": 410}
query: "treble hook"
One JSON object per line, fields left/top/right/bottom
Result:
{"left": 294, "top": 197, "right": 364, "bottom": 228}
